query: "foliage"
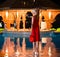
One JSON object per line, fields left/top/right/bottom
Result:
{"left": 0, "top": 28, "right": 4, "bottom": 32}
{"left": 50, "top": 28, "right": 56, "bottom": 31}
{"left": 56, "top": 28, "right": 60, "bottom": 32}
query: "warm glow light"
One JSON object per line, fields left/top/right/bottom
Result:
{"left": 42, "top": 38, "right": 47, "bottom": 43}
{"left": 6, "top": 49, "right": 8, "bottom": 53}
{"left": 17, "top": 12, "right": 18, "bottom": 18}
{"left": 15, "top": 50, "right": 19, "bottom": 57}
{"left": 49, "top": 11, "right": 51, "bottom": 19}
{"left": 39, "top": 13, "right": 41, "bottom": 17}
{"left": 33, "top": 0, "right": 35, "bottom": 2}
{"left": 6, "top": 11, "right": 8, "bottom": 19}
{"left": 48, "top": 47, "right": 52, "bottom": 57}
{"left": 4, "top": 49, "right": 8, "bottom": 57}
{"left": 24, "top": 2, "right": 26, "bottom": 5}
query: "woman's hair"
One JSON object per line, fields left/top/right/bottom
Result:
{"left": 35, "top": 9, "right": 39, "bottom": 20}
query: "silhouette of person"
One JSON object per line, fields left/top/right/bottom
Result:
{"left": 0, "top": 16, "right": 4, "bottom": 28}
{"left": 25, "top": 12, "right": 32, "bottom": 28}
{"left": 52, "top": 14, "right": 60, "bottom": 29}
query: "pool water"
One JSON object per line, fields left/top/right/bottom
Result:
{"left": 0, "top": 33, "right": 4, "bottom": 49}
{"left": 13, "top": 37, "right": 33, "bottom": 49}
{"left": 0, "top": 31, "right": 60, "bottom": 50}
{"left": 0, "top": 34, "right": 33, "bottom": 49}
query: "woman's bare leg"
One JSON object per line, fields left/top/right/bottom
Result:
{"left": 36, "top": 41, "right": 39, "bottom": 57}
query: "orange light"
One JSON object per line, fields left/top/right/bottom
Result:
{"left": 6, "top": 11, "right": 8, "bottom": 19}
{"left": 49, "top": 11, "right": 51, "bottom": 19}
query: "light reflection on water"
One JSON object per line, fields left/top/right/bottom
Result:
{"left": 0, "top": 31, "right": 60, "bottom": 57}
{"left": 0, "top": 31, "right": 60, "bottom": 49}
{"left": 0, "top": 33, "right": 33, "bottom": 49}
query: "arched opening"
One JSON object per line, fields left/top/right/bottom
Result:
{"left": 20, "top": 16, "right": 23, "bottom": 29}
{"left": 25, "top": 11, "right": 33, "bottom": 29}
{"left": 52, "top": 14, "right": 60, "bottom": 29}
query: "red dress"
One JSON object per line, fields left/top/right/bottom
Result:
{"left": 29, "top": 16, "right": 40, "bottom": 42}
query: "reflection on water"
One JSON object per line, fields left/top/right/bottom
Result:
{"left": 0, "top": 37, "right": 57, "bottom": 57}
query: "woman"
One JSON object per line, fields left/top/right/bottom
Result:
{"left": 29, "top": 9, "right": 40, "bottom": 57}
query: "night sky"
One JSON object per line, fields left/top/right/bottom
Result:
{"left": 0, "top": 0, "right": 60, "bottom": 6}
{"left": 0, "top": 0, "right": 6, "bottom": 4}
{"left": 51, "top": 0, "right": 60, "bottom": 6}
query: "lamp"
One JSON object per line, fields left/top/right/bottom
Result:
{"left": 17, "top": 11, "right": 18, "bottom": 19}
{"left": 49, "top": 11, "right": 51, "bottom": 19}
{"left": 6, "top": 11, "right": 8, "bottom": 19}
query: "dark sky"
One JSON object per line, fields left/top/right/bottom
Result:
{"left": 0, "top": 0, "right": 60, "bottom": 6}
{"left": 0, "top": 0, "right": 6, "bottom": 4}
{"left": 0, "top": 0, "right": 60, "bottom": 5}
{"left": 51, "top": 0, "right": 60, "bottom": 6}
